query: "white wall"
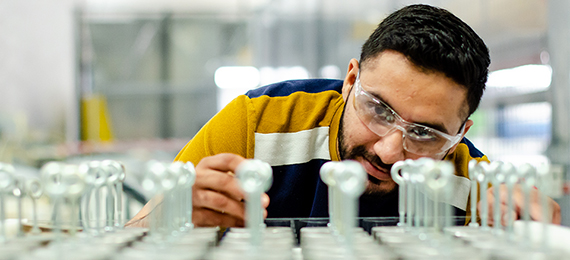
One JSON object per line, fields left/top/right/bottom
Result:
{"left": 0, "top": 0, "right": 77, "bottom": 143}
{"left": 82, "top": 0, "right": 268, "bottom": 13}
{"left": 0, "top": 0, "right": 268, "bottom": 145}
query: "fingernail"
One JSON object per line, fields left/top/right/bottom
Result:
{"left": 262, "top": 194, "right": 270, "bottom": 205}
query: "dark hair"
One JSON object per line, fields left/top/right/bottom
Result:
{"left": 360, "top": 4, "right": 490, "bottom": 117}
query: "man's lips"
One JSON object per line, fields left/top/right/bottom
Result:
{"left": 360, "top": 159, "right": 392, "bottom": 181}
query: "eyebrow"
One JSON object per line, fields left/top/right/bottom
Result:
{"left": 365, "top": 88, "right": 451, "bottom": 134}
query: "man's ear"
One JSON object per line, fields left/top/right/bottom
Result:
{"left": 447, "top": 119, "right": 474, "bottom": 154}
{"left": 342, "top": 59, "right": 360, "bottom": 102}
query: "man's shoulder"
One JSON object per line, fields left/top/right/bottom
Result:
{"left": 447, "top": 137, "right": 488, "bottom": 178}
{"left": 246, "top": 79, "right": 344, "bottom": 98}
{"left": 458, "top": 137, "right": 485, "bottom": 159}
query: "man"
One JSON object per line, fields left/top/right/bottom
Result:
{"left": 127, "top": 4, "right": 560, "bottom": 228}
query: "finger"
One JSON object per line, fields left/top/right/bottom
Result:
{"left": 494, "top": 185, "right": 526, "bottom": 222}
{"left": 504, "top": 185, "right": 562, "bottom": 224}
{"left": 194, "top": 169, "right": 245, "bottom": 201}
{"left": 552, "top": 203, "right": 562, "bottom": 224}
{"left": 262, "top": 193, "right": 270, "bottom": 208}
{"left": 193, "top": 208, "right": 245, "bottom": 227}
{"left": 240, "top": 192, "right": 270, "bottom": 210}
{"left": 490, "top": 184, "right": 514, "bottom": 207}
{"left": 195, "top": 154, "right": 247, "bottom": 202}
{"left": 527, "top": 190, "right": 562, "bottom": 224}
{"left": 481, "top": 190, "right": 513, "bottom": 227}
{"left": 496, "top": 184, "right": 527, "bottom": 217}
{"left": 193, "top": 189, "right": 245, "bottom": 219}
{"left": 479, "top": 187, "right": 498, "bottom": 226}
{"left": 126, "top": 196, "right": 164, "bottom": 228}
{"left": 124, "top": 214, "right": 150, "bottom": 228}
{"left": 482, "top": 192, "right": 496, "bottom": 226}
{"left": 484, "top": 184, "right": 562, "bottom": 225}
{"left": 196, "top": 153, "right": 246, "bottom": 173}
{"left": 501, "top": 206, "right": 517, "bottom": 227}
{"left": 485, "top": 203, "right": 513, "bottom": 227}
{"left": 196, "top": 169, "right": 245, "bottom": 202}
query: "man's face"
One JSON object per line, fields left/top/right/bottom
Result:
{"left": 339, "top": 50, "right": 472, "bottom": 196}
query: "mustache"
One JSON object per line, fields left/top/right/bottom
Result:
{"left": 347, "top": 145, "right": 393, "bottom": 172}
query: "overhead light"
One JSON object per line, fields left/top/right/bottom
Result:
{"left": 486, "top": 64, "right": 552, "bottom": 92}
{"left": 214, "top": 66, "right": 260, "bottom": 90}
{"left": 319, "top": 65, "right": 341, "bottom": 79}
{"left": 259, "top": 66, "right": 310, "bottom": 86}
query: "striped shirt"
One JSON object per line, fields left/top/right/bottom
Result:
{"left": 175, "top": 79, "right": 488, "bottom": 219}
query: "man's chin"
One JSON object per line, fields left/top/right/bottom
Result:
{"left": 363, "top": 174, "right": 397, "bottom": 196}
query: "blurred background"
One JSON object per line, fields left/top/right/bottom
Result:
{"left": 1, "top": 0, "right": 569, "bottom": 224}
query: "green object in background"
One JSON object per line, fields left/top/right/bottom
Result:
{"left": 466, "top": 110, "right": 487, "bottom": 138}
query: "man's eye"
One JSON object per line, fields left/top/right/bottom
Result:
{"left": 408, "top": 127, "right": 438, "bottom": 141}
{"left": 373, "top": 105, "right": 394, "bottom": 121}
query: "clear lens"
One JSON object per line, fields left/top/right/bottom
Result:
{"left": 352, "top": 77, "right": 462, "bottom": 156}
{"left": 406, "top": 125, "right": 438, "bottom": 142}
{"left": 403, "top": 138, "right": 451, "bottom": 156}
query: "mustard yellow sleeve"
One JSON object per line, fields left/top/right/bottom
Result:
{"left": 174, "top": 95, "right": 256, "bottom": 165}
{"left": 445, "top": 142, "right": 489, "bottom": 224}
{"left": 446, "top": 143, "right": 489, "bottom": 179}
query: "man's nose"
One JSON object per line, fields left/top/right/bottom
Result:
{"left": 373, "top": 129, "right": 406, "bottom": 165}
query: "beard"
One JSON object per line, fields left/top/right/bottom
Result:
{"left": 337, "top": 105, "right": 398, "bottom": 197}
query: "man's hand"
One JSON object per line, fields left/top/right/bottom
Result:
{"left": 125, "top": 153, "right": 270, "bottom": 228}
{"left": 478, "top": 184, "right": 561, "bottom": 226}
{"left": 192, "top": 153, "right": 270, "bottom": 227}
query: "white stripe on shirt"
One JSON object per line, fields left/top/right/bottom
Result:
{"left": 421, "top": 175, "right": 471, "bottom": 211}
{"left": 254, "top": 127, "right": 331, "bottom": 166}
{"left": 254, "top": 126, "right": 470, "bottom": 211}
